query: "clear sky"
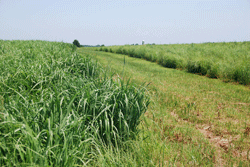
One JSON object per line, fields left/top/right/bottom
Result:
{"left": 0, "top": 0, "right": 250, "bottom": 45}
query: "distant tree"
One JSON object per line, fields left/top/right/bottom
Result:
{"left": 73, "top": 39, "right": 80, "bottom": 47}
{"left": 101, "top": 44, "right": 105, "bottom": 47}
{"left": 135, "top": 43, "right": 139, "bottom": 45}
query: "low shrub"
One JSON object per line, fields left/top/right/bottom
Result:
{"left": 104, "top": 47, "right": 109, "bottom": 52}
{"left": 207, "top": 65, "right": 219, "bottom": 78}
{"left": 128, "top": 48, "right": 135, "bottom": 57}
{"left": 233, "top": 65, "right": 250, "bottom": 85}
{"left": 187, "top": 60, "right": 211, "bottom": 75}
{"left": 136, "top": 48, "right": 146, "bottom": 58}
{"left": 159, "top": 56, "right": 178, "bottom": 69}
{"left": 116, "top": 47, "right": 123, "bottom": 54}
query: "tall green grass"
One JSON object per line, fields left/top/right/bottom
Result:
{"left": 0, "top": 40, "right": 149, "bottom": 166}
{"left": 98, "top": 42, "right": 250, "bottom": 85}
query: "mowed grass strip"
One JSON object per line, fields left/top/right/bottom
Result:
{"left": 79, "top": 48, "right": 250, "bottom": 166}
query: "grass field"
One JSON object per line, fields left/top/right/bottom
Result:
{"left": 0, "top": 40, "right": 149, "bottom": 166}
{"left": 98, "top": 42, "right": 250, "bottom": 85}
{"left": 1, "top": 40, "right": 250, "bottom": 166}
{"left": 79, "top": 47, "right": 250, "bottom": 166}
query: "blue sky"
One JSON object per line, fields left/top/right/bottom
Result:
{"left": 0, "top": 0, "right": 249, "bottom": 45}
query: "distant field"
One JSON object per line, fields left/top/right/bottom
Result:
{"left": 98, "top": 42, "right": 250, "bottom": 85}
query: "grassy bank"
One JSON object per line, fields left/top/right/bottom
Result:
{"left": 0, "top": 40, "right": 149, "bottom": 166}
{"left": 80, "top": 48, "right": 250, "bottom": 166}
{"left": 98, "top": 42, "right": 250, "bottom": 85}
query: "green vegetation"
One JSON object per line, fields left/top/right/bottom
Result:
{"left": 1, "top": 40, "right": 249, "bottom": 166}
{"left": 73, "top": 39, "right": 80, "bottom": 47}
{"left": 79, "top": 48, "right": 250, "bottom": 166}
{"left": 0, "top": 40, "right": 149, "bottom": 166}
{"left": 98, "top": 42, "right": 250, "bottom": 85}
